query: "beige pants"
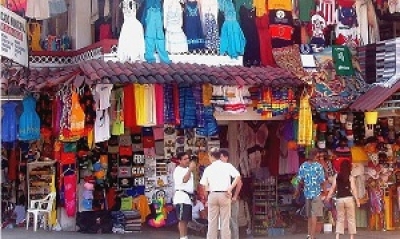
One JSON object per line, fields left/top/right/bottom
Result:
{"left": 207, "top": 192, "right": 231, "bottom": 239}
{"left": 335, "top": 196, "right": 357, "bottom": 235}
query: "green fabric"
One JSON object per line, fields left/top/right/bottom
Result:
{"left": 299, "top": 0, "right": 315, "bottom": 22}
{"left": 120, "top": 196, "right": 133, "bottom": 211}
{"left": 332, "top": 45, "right": 354, "bottom": 76}
{"left": 63, "top": 142, "right": 77, "bottom": 152}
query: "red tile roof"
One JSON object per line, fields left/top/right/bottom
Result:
{"left": 79, "top": 60, "right": 302, "bottom": 87}
{"left": 2, "top": 59, "right": 303, "bottom": 94}
{"left": 349, "top": 81, "right": 400, "bottom": 111}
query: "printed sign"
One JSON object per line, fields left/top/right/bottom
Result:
{"left": 0, "top": 5, "right": 28, "bottom": 67}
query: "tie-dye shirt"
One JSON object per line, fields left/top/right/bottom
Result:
{"left": 297, "top": 161, "right": 325, "bottom": 199}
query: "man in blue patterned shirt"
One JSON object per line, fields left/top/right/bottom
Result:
{"left": 296, "top": 148, "right": 326, "bottom": 239}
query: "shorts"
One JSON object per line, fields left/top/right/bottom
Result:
{"left": 175, "top": 203, "right": 192, "bottom": 222}
{"left": 305, "top": 197, "right": 324, "bottom": 218}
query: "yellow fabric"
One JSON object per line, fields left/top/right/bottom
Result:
{"left": 268, "top": 0, "right": 292, "bottom": 11}
{"left": 87, "top": 128, "right": 94, "bottom": 150}
{"left": 132, "top": 195, "right": 151, "bottom": 223}
{"left": 29, "top": 23, "right": 43, "bottom": 51}
{"left": 297, "top": 93, "right": 313, "bottom": 146}
{"left": 134, "top": 84, "right": 146, "bottom": 125}
{"left": 351, "top": 146, "right": 368, "bottom": 163}
{"left": 49, "top": 174, "right": 56, "bottom": 226}
{"left": 203, "top": 84, "right": 213, "bottom": 106}
{"left": 253, "top": 0, "right": 266, "bottom": 17}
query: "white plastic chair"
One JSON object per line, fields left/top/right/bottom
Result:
{"left": 26, "top": 192, "right": 56, "bottom": 231}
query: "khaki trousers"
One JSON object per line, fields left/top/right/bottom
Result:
{"left": 207, "top": 192, "right": 231, "bottom": 239}
{"left": 335, "top": 196, "right": 357, "bottom": 235}
{"left": 230, "top": 200, "right": 239, "bottom": 239}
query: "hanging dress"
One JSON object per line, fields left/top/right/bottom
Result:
{"left": 164, "top": 0, "right": 188, "bottom": 53}
{"left": 239, "top": 6, "right": 261, "bottom": 66}
{"left": 219, "top": 3, "right": 246, "bottom": 59}
{"left": 19, "top": 95, "right": 41, "bottom": 141}
{"left": 117, "top": 0, "right": 145, "bottom": 62}
{"left": 1, "top": 102, "right": 18, "bottom": 142}
{"left": 183, "top": 1, "right": 205, "bottom": 51}
{"left": 297, "top": 92, "right": 313, "bottom": 146}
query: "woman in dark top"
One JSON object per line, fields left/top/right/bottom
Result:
{"left": 326, "top": 160, "right": 360, "bottom": 239}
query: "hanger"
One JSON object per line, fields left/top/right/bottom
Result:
{"left": 62, "top": 164, "right": 75, "bottom": 176}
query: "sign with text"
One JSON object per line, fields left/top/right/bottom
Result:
{"left": 0, "top": 5, "right": 28, "bottom": 67}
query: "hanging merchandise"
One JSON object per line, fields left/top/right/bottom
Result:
{"left": 123, "top": 84, "right": 137, "bottom": 130}
{"left": 297, "top": 89, "right": 313, "bottom": 146}
{"left": 48, "top": 0, "right": 67, "bottom": 17}
{"left": 269, "top": 9, "right": 294, "bottom": 48}
{"left": 219, "top": 1, "right": 246, "bottom": 59}
{"left": 319, "top": 0, "right": 337, "bottom": 25}
{"left": 183, "top": 0, "right": 205, "bottom": 51}
{"left": 26, "top": 0, "right": 50, "bottom": 20}
{"left": 163, "top": 0, "right": 188, "bottom": 53}
{"left": 309, "top": 12, "right": 326, "bottom": 52}
{"left": 28, "top": 22, "right": 43, "bottom": 51}
{"left": 19, "top": 95, "right": 41, "bottom": 141}
{"left": 111, "top": 89, "right": 124, "bottom": 136}
{"left": 143, "top": 0, "right": 171, "bottom": 63}
{"left": 69, "top": 90, "right": 85, "bottom": 138}
{"left": 117, "top": 0, "right": 145, "bottom": 62}
{"left": 332, "top": 45, "right": 354, "bottom": 76}
{"left": 195, "top": 106, "right": 218, "bottom": 137}
{"left": 240, "top": 5, "right": 261, "bottom": 67}
{"left": 1, "top": 102, "right": 18, "bottom": 142}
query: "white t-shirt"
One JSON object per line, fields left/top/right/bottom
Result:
{"left": 192, "top": 200, "right": 205, "bottom": 219}
{"left": 173, "top": 165, "right": 194, "bottom": 205}
{"left": 200, "top": 160, "right": 240, "bottom": 191}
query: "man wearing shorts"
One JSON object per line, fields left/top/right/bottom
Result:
{"left": 173, "top": 152, "right": 197, "bottom": 239}
{"left": 296, "top": 149, "right": 326, "bottom": 239}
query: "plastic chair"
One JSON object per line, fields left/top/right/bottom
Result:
{"left": 26, "top": 192, "right": 56, "bottom": 231}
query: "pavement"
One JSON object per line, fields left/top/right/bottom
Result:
{"left": 2, "top": 226, "right": 400, "bottom": 239}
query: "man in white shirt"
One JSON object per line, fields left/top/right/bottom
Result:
{"left": 200, "top": 147, "right": 241, "bottom": 239}
{"left": 173, "top": 152, "right": 196, "bottom": 239}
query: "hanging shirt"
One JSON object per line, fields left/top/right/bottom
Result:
{"left": 94, "top": 84, "right": 113, "bottom": 110}
{"left": 94, "top": 109, "right": 111, "bottom": 143}
{"left": 70, "top": 90, "right": 85, "bottom": 137}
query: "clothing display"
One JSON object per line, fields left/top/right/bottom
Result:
{"left": 1, "top": 102, "right": 18, "bottom": 142}
{"left": 117, "top": 0, "right": 145, "bottom": 62}
{"left": 163, "top": 0, "right": 188, "bottom": 53}
{"left": 183, "top": 1, "right": 205, "bottom": 51}
{"left": 19, "top": 95, "right": 41, "bottom": 141}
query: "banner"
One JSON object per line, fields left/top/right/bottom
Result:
{"left": 0, "top": 5, "right": 28, "bottom": 67}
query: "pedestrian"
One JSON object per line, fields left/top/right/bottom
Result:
{"left": 200, "top": 147, "right": 241, "bottom": 239}
{"left": 295, "top": 148, "right": 326, "bottom": 239}
{"left": 325, "top": 160, "right": 360, "bottom": 239}
{"left": 220, "top": 149, "right": 243, "bottom": 239}
{"left": 173, "top": 152, "right": 197, "bottom": 239}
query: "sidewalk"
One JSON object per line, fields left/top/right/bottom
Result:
{"left": 2, "top": 227, "right": 400, "bottom": 239}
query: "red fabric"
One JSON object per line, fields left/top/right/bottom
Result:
{"left": 263, "top": 122, "right": 280, "bottom": 176}
{"left": 124, "top": 84, "right": 137, "bottom": 130}
{"left": 64, "top": 174, "right": 77, "bottom": 217}
{"left": 256, "top": 13, "right": 276, "bottom": 67}
{"left": 106, "top": 188, "right": 117, "bottom": 210}
{"left": 269, "top": 25, "right": 294, "bottom": 40}
{"left": 155, "top": 84, "right": 164, "bottom": 126}
{"left": 173, "top": 84, "right": 180, "bottom": 125}
{"left": 7, "top": 0, "right": 27, "bottom": 13}
{"left": 60, "top": 152, "right": 76, "bottom": 165}
{"left": 332, "top": 157, "right": 350, "bottom": 173}
{"left": 8, "top": 149, "right": 18, "bottom": 181}
{"left": 119, "top": 146, "right": 133, "bottom": 156}
{"left": 99, "top": 23, "right": 113, "bottom": 40}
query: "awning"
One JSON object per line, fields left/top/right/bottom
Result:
{"left": 349, "top": 80, "right": 400, "bottom": 111}
{"left": 2, "top": 59, "right": 304, "bottom": 93}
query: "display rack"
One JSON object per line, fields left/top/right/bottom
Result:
{"left": 252, "top": 176, "right": 277, "bottom": 236}
{"left": 27, "top": 160, "right": 56, "bottom": 206}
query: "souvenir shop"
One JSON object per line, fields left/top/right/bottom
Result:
{"left": 2, "top": 0, "right": 400, "bottom": 237}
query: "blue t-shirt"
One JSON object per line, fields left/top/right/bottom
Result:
{"left": 297, "top": 161, "right": 325, "bottom": 199}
